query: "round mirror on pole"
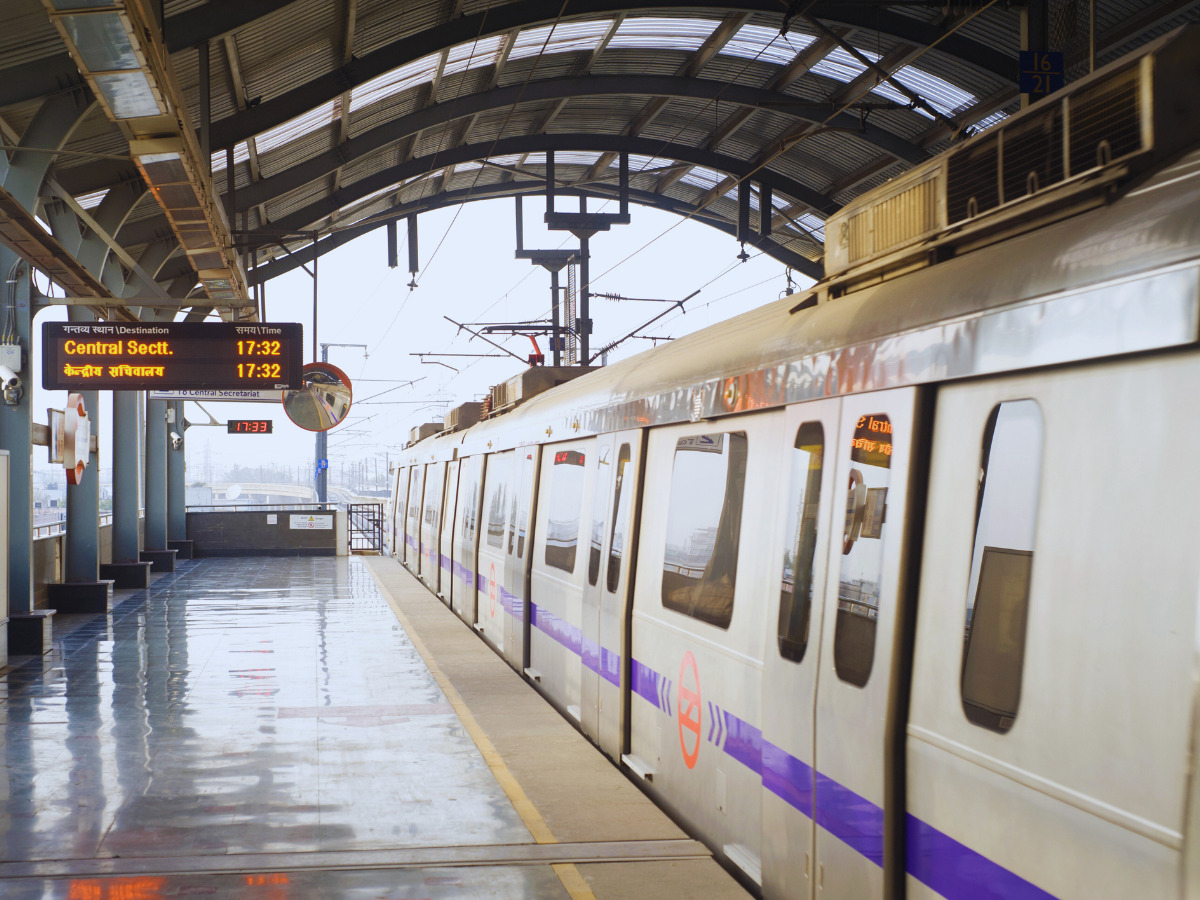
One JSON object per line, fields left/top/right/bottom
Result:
{"left": 283, "top": 362, "right": 353, "bottom": 432}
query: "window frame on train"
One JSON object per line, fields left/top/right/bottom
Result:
{"left": 960, "top": 399, "right": 1044, "bottom": 734}
{"left": 544, "top": 448, "right": 588, "bottom": 574}
{"left": 606, "top": 443, "right": 633, "bottom": 594}
{"left": 660, "top": 431, "right": 748, "bottom": 630}
{"left": 778, "top": 421, "right": 825, "bottom": 663}
{"left": 833, "top": 412, "right": 894, "bottom": 687}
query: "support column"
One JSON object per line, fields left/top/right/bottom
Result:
{"left": 579, "top": 235, "right": 590, "bottom": 364}
{"left": 64, "top": 309, "right": 100, "bottom": 585}
{"left": 111, "top": 393, "right": 139, "bottom": 561}
{"left": 102, "top": 391, "right": 152, "bottom": 588}
{"left": 145, "top": 396, "right": 167, "bottom": 551}
{"left": 550, "top": 269, "right": 561, "bottom": 367}
{"left": 167, "top": 400, "right": 190, "bottom": 560}
{"left": 48, "top": 309, "right": 115, "bottom": 614}
{"left": 0, "top": 250, "right": 32, "bottom": 623}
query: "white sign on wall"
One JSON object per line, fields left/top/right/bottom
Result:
{"left": 150, "top": 389, "right": 283, "bottom": 403}
{"left": 290, "top": 514, "right": 332, "bottom": 530}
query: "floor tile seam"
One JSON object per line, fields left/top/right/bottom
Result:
{"left": 363, "top": 559, "right": 600, "bottom": 900}
{"left": 0, "top": 838, "right": 712, "bottom": 881}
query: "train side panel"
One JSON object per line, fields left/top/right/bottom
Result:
{"left": 627, "top": 412, "right": 782, "bottom": 885}
{"left": 907, "top": 354, "right": 1200, "bottom": 900}
{"left": 529, "top": 438, "right": 598, "bottom": 720}
{"left": 476, "top": 452, "right": 514, "bottom": 653}
{"left": 452, "top": 455, "right": 483, "bottom": 624}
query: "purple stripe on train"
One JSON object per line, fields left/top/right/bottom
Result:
{"left": 631, "top": 659, "right": 672, "bottom": 716}
{"left": 530, "top": 602, "right": 583, "bottom": 657}
{"left": 906, "top": 814, "right": 1059, "bottom": 900}
{"left": 628, "top": 659, "right": 1061, "bottom": 900}
{"left": 440, "top": 552, "right": 451, "bottom": 572}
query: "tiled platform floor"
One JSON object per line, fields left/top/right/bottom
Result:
{"left": 0, "top": 557, "right": 744, "bottom": 899}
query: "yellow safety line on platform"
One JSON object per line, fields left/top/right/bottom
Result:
{"left": 365, "top": 560, "right": 598, "bottom": 900}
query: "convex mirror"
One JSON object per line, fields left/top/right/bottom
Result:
{"left": 283, "top": 362, "right": 353, "bottom": 432}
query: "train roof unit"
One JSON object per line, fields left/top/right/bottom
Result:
{"left": 820, "top": 25, "right": 1200, "bottom": 297}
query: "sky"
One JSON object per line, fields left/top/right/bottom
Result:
{"left": 32, "top": 194, "right": 813, "bottom": 488}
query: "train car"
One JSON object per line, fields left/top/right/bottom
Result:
{"left": 389, "top": 29, "right": 1200, "bottom": 900}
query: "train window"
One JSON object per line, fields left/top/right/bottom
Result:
{"left": 661, "top": 432, "right": 748, "bottom": 630}
{"left": 588, "top": 448, "right": 612, "bottom": 586}
{"left": 778, "top": 422, "right": 824, "bottom": 663}
{"left": 515, "top": 453, "right": 534, "bottom": 558}
{"left": 484, "top": 455, "right": 513, "bottom": 549}
{"left": 833, "top": 414, "right": 893, "bottom": 687}
{"left": 545, "top": 449, "right": 587, "bottom": 573}
{"left": 606, "top": 444, "right": 633, "bottom": 593}
{"left": 408, "top": 467, "right": 424, "bottom": 532}
{"left": 961, "top": 400, "right": 1043, "bottom": 734}
{"left": 460, "top": 460, "right": 479, "bottom": 545}
{"left": 424, "top": 464, "right": 443, "bottom": 530}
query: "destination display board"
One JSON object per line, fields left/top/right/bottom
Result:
{"left": 42, "top": 322, "right": 304, "bottom": 391}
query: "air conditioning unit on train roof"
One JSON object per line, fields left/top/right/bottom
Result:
{"left": 822, "top": 25, "right": 1200, "bottom": 289}
{"left": 408, "top": 422, "right": 442, "bottom": 446}
{"left": 488, "top": 365, "right": 601, "bottom": 417}
{"left": 444, "top": 402, "right": 482, "bottom": 433}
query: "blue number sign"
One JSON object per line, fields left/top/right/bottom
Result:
{"left": 1018, "top": 51, "right": 1064, "bottom": 98}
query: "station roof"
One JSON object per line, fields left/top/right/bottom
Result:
{"left": 1, "top": 0, "right": 1197, "bottom": 318}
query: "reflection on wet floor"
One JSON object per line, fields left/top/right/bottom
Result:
{"left": 0, "top": 558, "right": 559, "bottom": 898}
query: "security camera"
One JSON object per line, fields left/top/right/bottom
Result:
{"left": 0, "top": 364, "right": 20, "bottom": 390}
{"left": 169, "top": 431, "right": 183, "bottom": 450}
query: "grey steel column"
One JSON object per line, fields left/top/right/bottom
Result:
{"left": 0, "top": 248, "right": 32, "bottom": 613}
{"left": 145, "top": 395, "right": 167, "bottom": 551}
{"left": 64, "top": 309, "right": 99, "bottom": 583}
{"left": 112, "top": 391, "right": 139, "bottom": 562}
{"left": 167, "top": 401, "right": 186, "bottom": 540}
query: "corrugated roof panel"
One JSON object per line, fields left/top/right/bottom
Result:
{"left": 722, "top": 23, "right": 816, "bottom": 67}
{"left": 509, "top": 19, "right": 614, "bottom": 63}
{"left": 1, "top": 0, "right": 68, "bottom": 70}
{"left": 609, "top": 16, "right": 722, "bottom": 52}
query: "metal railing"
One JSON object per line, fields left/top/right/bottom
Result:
{"left": 185, "top": 502, "right": 339, "bottom": 512}
{"left": 33, "top": 512, "right": 115, "bottom": 540}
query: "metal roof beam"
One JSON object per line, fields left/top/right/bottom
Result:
{"left": 654, "top": 27, "right": 846, "bottom": 194}
{"left": 249, "top": 180, "right": 822, "bottom": 281}
{"left": 235, "top": 74, "right": 922, "bottom": 212}
{"left": 206, "top": 0, "right": 1017, "bottom": 150}
{"left": 253, "top": 133, "right": 838, "bottom": 240}
{"left": 164, "top": 0, "right": 300, "bottom": 53}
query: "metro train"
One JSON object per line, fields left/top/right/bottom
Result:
{"left": 388, "top": 29, "right": 1200, "bottom": 900}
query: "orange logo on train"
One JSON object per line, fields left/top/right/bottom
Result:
{"left": 489, "top": 562, "right": 497, "bottom": 618}
{"left": 678, "top": 651, "right": 702, "bottom": 769}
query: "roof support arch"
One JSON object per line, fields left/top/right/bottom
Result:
{"left": 205, "top": 0, "right": 1017, "bottom": 150}
{"left": 257, "top": 132, "right": 841, "bottom": 238}
{"left": 247, "top": 179, "right": 823, "bottom": 282}
{"left": 233, "top": 74, "right": 925, "bottom": 213}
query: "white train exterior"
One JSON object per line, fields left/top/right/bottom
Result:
{"left": 388, "top": 29, "right": 1200, "bottom": 900}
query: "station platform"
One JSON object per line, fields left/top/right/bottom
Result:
{"left": 0, "top": 555, "right": 752, "bottom": 899}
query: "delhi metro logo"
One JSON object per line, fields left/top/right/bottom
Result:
{"left": 488, "top": 563, "right": 497, "bottom": 618}
{"left": 678, "top": 651, "right": 702, "bottom": 769}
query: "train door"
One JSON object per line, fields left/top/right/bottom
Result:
{"left": 580, "top": 434, "right": 615, "bottom": 742}
{"left": 597, "top": 430, "right": 642, "bottom": 761}
{"left": 529, "top": 438, "right": 596, "bottom": 721}
{"left": 405, "top": 465, "right": 423, "bottom": 568}
{"left": 440, "top": 460, "right": 459, "bottom": 604}
{"left": 627, "top": 413, "right": 782, "bottom": 885}
{"left": 452, "top": 455, "right": 482, "bottom": 625}
{"left": 812, "top": 388, "right": 920, "bottom": 900}
{"left": 391, "top": 466, "right": 408, "bottom": 558}
{"left": 476, "top": 452, "right": 514, "bottom": 651}
{"left": 504, "top": 446, "right": 538, "bottom": 671}
{"left": 759, "top": 399, "right": 840, "bottom": 900}
{"left": 420, "top": 462, "right": 444, "bottom": 591}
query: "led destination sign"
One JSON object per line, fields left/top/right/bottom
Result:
{"left": 42, "top": 322, "right": 304, "bottom": 392}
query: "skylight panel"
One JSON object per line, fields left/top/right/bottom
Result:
{"left": 607, "top": 17, "right": 715, "bottom": 52}
{"left": 809, "top": 46, "right": 877, "bottom": 85}
{"left": 351, "top": 53, "right": 441, "bottom": 112}
{"left": 442, "top": 34, "right": 506, "bottom": 78}
{"left": 210, "top": 141, "right": 250, "bottom": 173}
{"left": 76, "top": 188, "right": 108, "bottom": 209}
{"left": 722, "top": 24, "right": 814, "bottom": 67}
{"left": 680, "top": 166, "right": 723, "bottom": 190}
{"left": 254, "top": 101, "right": 339, "bottom": 155}
{"left": 509, "top": 19, "right": 613, "bottom": 62}
{"left": 553, "top": 151, "right": 603, "bottom": 167}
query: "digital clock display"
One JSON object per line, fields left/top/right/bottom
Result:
{"left": 42, "top": 322, "right": 303, "bottom": 391}
{"left": 227, "top": 420, "right": 273, "bottom": 434}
